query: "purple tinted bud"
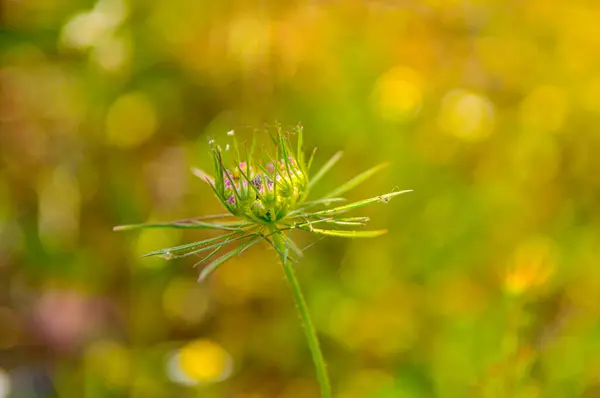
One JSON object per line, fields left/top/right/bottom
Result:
{"left": 226, "top": 195, "right": 235, "bottom": 204}
{"left": 251, "top": 175, "right": 262, "bottom": 189}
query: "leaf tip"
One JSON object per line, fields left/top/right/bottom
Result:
{"left": 191, "top": 167, "right": 215, "bottom": 185}
{"left": 113, "top": 225, "right": 131, "bottom": 231}
{"left": 197, "top": 271, "right": 209, "bottom": 283}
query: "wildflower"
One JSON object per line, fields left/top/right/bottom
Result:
{"left": 114, "top": 123, "right": 411, "bottom": 280}
{"left": 114, "top": 123, "right": 411, "bottom": 398}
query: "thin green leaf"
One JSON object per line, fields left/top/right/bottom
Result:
{"left": 310, "top": 190, "right": 413, "bottom": 216}
{"left": 237, "top": 163, "right": 264, "bottom": 201}
{"left": 288, "top": 198, "right": 346, "bottom": 215}
{"left": 280, "top": 217, "right": 338, "bottom": 231}
{"left": 219, "top": 153, "right": 242, "bottom": 203}
{"left": 300, "top": 198, "right": 346, "bottom": 206}
{"left": 284, "top": 234, "right": 304, "bottom": 259}
{"left": 278, "top": 232, "right": 290, "bottom": 265}
{"left": 198, "top": 236, "right": 262, "bottom": 282}
{"left": 296, "top": 124, "right": 305, "bottom": 171}
{"left": 307, "top": 147, "right": 317, "bottom": 173}
{"left": 205, "top": 177, "right": 235, "bottom": 214}
{"left": 283, "top": 216, "right": 369, "bottom": 230}
{"left": 167, "top": 232, "right": 259, "bottom": 260}
{"left": 256, "top": 162, "right": 288, "bottom": 198}
{"left": 141, "top": 231, "right": 241, "bottom": 258}
{"left": 179, "top": 213, "right": 235, "bottom": 221}
{"left": 191, "top": 167, "right": 214, "bottom": 185}
{"left": 319, "top": 217, "right": 370, "bottom": 226}
{"left": 259, "top": 230, "right": 299, "bottom": 263}
{"left": 211, "top": 148, "right": 223, "bottom": 193}
{"left": 256, "top": 162, "right": 273, "bottom": 181}
{"left": 250, "top": 133, "right": 257, "bottom": 158}
{"left": 308, "top": 151, "right": 343, "bottom": 190}
{"left": 299, "top": 227, "right": 388, "bottom": 238}
{"left": 193, "top": 244, "right": 224, "bottom": 267}
{"left": 264, "top": 151, "right": 278, "bottom": 198}
{"left": 278, "top": 128, "right": 297, "bottom": 182}
{"left": 113, "top": 219, "right": 244, "bottom": 232}
{"left": 320, "top": 162, "right": 390, "bottom": 200}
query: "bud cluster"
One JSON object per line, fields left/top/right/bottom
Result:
{"left": 210, "top": 131, "right": 308, "bottom": 223}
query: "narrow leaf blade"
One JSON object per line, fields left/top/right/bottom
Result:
{"left": 288, "top": 198, "right": 346, "bottom": 216}
{"left": 310, "top": 190, "right": 413, "bottom": 216}
{"left": 308, "top": 151, "right": 343, "bottom": 190}
{"left": 296, "top": 124, "right": 305, "bottom": 170}
{"left": 321, "top": 162, "right": 390, "bottom": 200}
{"left": 198, "top": 237, "right": 261, "bottom": 282}
{"left": 191, "top": 168, "right": 214, "bottom": 185}
{"left": 283, "top": 234, "right": 304, "bottom": 259}
{"left": 113, "top": 219, "right": 243, "bottom": 232}
{"left": 301, "top": 228, "right": 388, "bottom": 238}
{"left": 141, "top": 232, "right": 240, "bottom": 258}
{"left": 307, "top": 148, "right": 317, "bottom": 173}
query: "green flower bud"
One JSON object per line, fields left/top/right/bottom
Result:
{"left": 210, "top": 128, "right": 308, "bottom": 224}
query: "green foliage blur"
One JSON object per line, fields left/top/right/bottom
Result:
{"left": 2, "top": 0, "right": 600, "bottom": 397}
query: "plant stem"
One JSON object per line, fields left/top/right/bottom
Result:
{"left": 270, "top": 227, "right": 332, "bottom": 398}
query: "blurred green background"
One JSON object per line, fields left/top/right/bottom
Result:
{"left": 2, "top": 0, "right": 600, "bottom": 397}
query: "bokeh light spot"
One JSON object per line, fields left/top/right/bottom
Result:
{"left": 106, "top": 92, "right": 158, "bottom": 148}
{"left": 61, "top": 11, "right": 114, "bottom": 50}
{"left": 60, "top": 0, "right": 127, "bottom": 50}
{"left": 168, "top": 339, "right": 232, "bottom": 385}
{"left": 372, "top": 66, "right": 423, "bottom": 121}
{"left": 438, "top": 89, "right": 495, "bottom": 141}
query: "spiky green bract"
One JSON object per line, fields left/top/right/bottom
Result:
{"left": 114, "top": 123, "right": 412, "bottom": 398}
{"left": 209, "top": 124, "right": 308, "bottom": 224}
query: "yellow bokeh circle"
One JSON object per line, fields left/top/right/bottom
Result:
{"left": 177, "top": 339, "right": 232, "bottom": 383}
{"left": 106, "top": 91, "right": 157, "bottom": 148}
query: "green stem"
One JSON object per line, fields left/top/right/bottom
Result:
{"left": 270, "top": 227, "right": 332, "bottom": 398}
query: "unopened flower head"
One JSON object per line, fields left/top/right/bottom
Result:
{"left": 209, "top": 127, "right": 308, "bottom": 223}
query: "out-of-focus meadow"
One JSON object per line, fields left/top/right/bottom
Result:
{"left": 2, "top": 0, "right": 600, "bottom": 397}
